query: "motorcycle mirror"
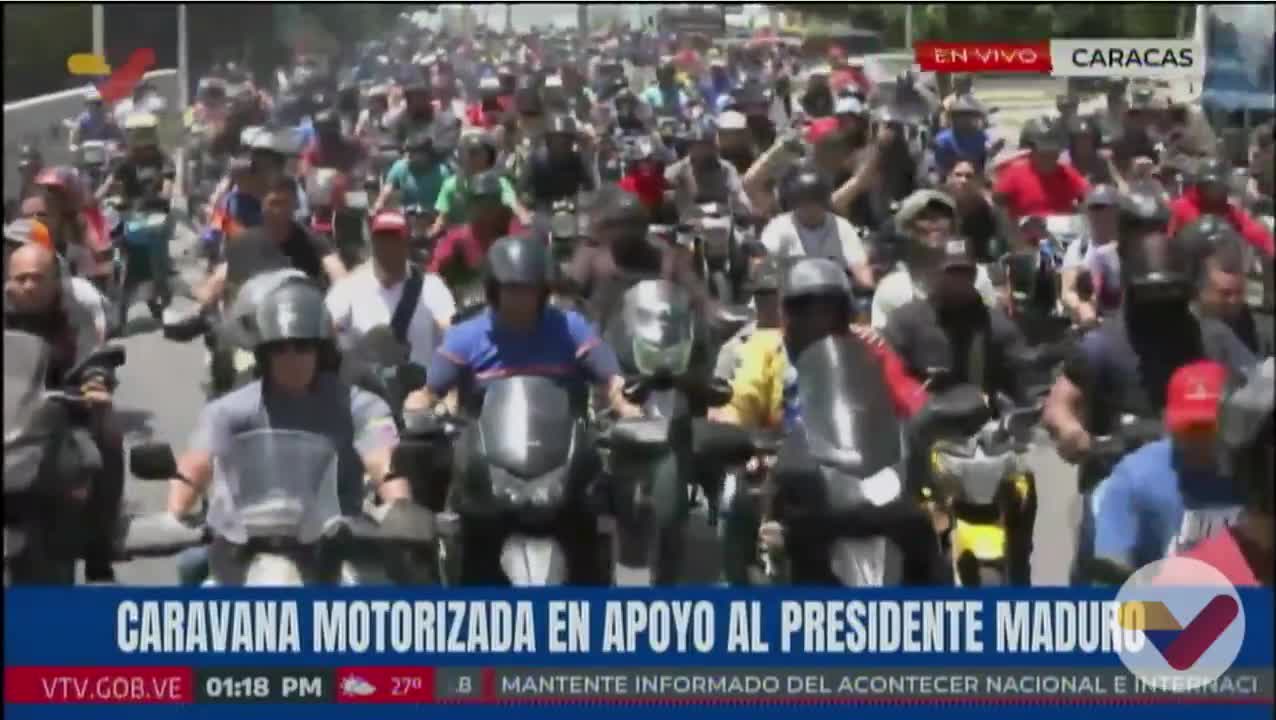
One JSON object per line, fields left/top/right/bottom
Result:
{"left": 129, "top": 443, "right": 179, "bottom": 481}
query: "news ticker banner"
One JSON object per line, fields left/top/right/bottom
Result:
{"left": 4, "top": 666, "right": 1273, "bottom": 705}
{"left": 4, "top": 587, "right": 1272, "bottom": 668}
{"left": 914, "top": 39, "right": 1205, "bottom": 78}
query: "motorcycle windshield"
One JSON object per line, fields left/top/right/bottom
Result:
{"left": 793, "top": 336, "right": 901, "bottom": 474}
{"left": 611, "top": 280, "right": 697, "bottom": 377}
{"left": 206, "top": 429, "right": 341, "bottom": 544}
{"left": 479, "top": 377, "right": 574, "bottom": 478}
{"left": 3, "top": 331, "right": 48, "bottom": 435}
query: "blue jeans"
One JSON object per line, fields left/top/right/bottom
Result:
{"left": 176, "top": 546, "right": 210, "bottom": 586}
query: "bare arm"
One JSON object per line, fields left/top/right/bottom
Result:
{"left": 1043, "top": 374, "right": 1091, "bottom": 463}
{"left": 194, "top": 261, "right": 228, "bottom": 310}
{"left": 363, "top": 446, "right": 412, "bottom": 502}
{"left": 166, "top": 450, "right": 214, "bottom": 516}
{"left": 321, "top": 253, "right": 349, "bottom": 284}
{"left": 831, "top": 148, "right": 880, "bottom": 216}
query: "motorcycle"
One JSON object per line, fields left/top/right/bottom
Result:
{"left": 305, "top": 168, "right": 369, "bottom": 269}
{"left": 688, "top": 202, "right": 740, "bottom": 305}
{"left": 76, "top": 140, "right": 120, "bottom": 194}
{"left": 548, "top": 197, "right": 582, "bottom": 276}
{"left": 113, "top": 206, "right": 173, "bottom": 330}
{"left": 596, "top": 280, "right": 736, "bottom": 585}
{"left": 918, "top": 386, "right": 1041, "bottom": 587}
{"left": 1000, "top": 249, "right": 1071, "bottom": 348}
{"left": 426, "top": 377, "right": 608, "bottom": 586}
{"left": 121, "top": 431, "right": 437, "bottom": 586}
{"left": 749, "top": 334, "right": 918, "bottom": 586}
{"left": 4, "top": 332, "right": 126, "bottom": 585}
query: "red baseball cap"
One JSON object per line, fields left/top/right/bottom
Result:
{"left": 805, "top": 117, "right": 840, "bottom": 145}
{"left": 1165, "top": 361, "right": 1228, "bottom": 433}
{"left": 370, "top": 211, "right": 407, "bottom": 237}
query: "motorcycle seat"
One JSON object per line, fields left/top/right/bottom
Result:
{"left": 921, "top": 384, "right": 992, "bottom": 435}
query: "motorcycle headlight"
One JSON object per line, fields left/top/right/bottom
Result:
{"left": 632, "top": 335, "right": 693, "bottom": 377}
{"left": 551, "top": 211, "right": 577, "bottom": 239}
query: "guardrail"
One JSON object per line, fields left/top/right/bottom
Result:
{"left": 3, "top": 69, "right": 183, "bottom": 209}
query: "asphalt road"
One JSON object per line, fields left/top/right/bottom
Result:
{"left": 107, "top": 78, "right": 1082, "bottom": 587}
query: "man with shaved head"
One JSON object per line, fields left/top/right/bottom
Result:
{"left": 5, "top": 242, "right": 124, "bottom": 582}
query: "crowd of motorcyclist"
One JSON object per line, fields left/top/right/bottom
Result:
{"left": 4, "top": 19, "right": 1274, "bottom": 588}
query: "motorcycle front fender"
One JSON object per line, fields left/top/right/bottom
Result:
{"left": 243, "top": 552, "right": 305, "bottom": 586}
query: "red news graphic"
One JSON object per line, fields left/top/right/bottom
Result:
{"left": 334, "top": 666, "right": 436, "bottom": 703}
{"left": 4, "top": 666, "right": 194, "bottom": 704}
{"left": 915, "top": 42, "right": 1052, "bottom": 73}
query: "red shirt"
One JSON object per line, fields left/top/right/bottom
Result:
{"left": 1168, "top": 187, "right": 1275, "bottom": 258}
{"left": 1157, "top": 528, "right": 1262, "bottom": 587}
{"left": 300, "top": 139, "right": 366, "bottom": 176}
{"left": 993, "top": 157, "right": 1090, "bottom": 220}
{"left": 618, "top": 168, "right": 668, "bottom": 212}
{"left": 428, "top": 217, "right": 526, "bottom": 275}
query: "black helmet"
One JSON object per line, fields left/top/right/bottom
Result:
{"left": 545, "top": 113, "right": 578, "bottom": 138}
{"left": 1117, "top": 189, "right": 1170, "bottom": 235}
{"left": 405, "top": 130, "right": 433, "bottom": 153}
{"left": 485, "top": 235, "right": 550, "bottom": 287}
{"left": 781, "top": 257, "right": 852, "bottom": 304}
{"left": 1177, "top": 214, "right": 1244, "bottom": 278}
{"left": 1021, "top": 116, "right": 1065, "bottom": 152}
{"left": 779, "top": 168, "right": 831, "bottom": 210}
{"left": 253, "top": 279, "right": 334, "bottom": 349}
{"left": 313, "top": 109, "right": 340, "bottom": 134}
{"left": 469, "top": 169, "right": 507, "bottom": 203}
{"left": 593, "top": 186, "right": 650, "bottom": 229}
{"left": 1193, "top": 157, "right": 1229, "bottom": 186}
{"left": 459, "top": 131, "right": 497, "bottom": 159}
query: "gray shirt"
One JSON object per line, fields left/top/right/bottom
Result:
{"left": 189, "top": 373, "right": 398, "bottom": 514}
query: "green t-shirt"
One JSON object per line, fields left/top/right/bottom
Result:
{"left": 434, "top": 174, "right": 517, "bottom": 224}
{"left": 385, "top": 158, "right": 451, "bottom": 209}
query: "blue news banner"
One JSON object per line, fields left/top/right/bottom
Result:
{"left": 4, "top": 588, "right": 1273, "bottom": 720}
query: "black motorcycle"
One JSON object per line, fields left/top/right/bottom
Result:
{"left": 4, "top": 331, "right": 126, "bottom": 585}
{"left": 596, "top": 279, "right": 735, "bottom": 585}
{"left": 753, "top": 334, "right": 936, "bottom": 586}
{"left": 426, "top": 376, "right": 607, "bottom": 586}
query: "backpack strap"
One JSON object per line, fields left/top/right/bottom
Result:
{"left": 390, "top": 266, "right": 425, "bottom": 346}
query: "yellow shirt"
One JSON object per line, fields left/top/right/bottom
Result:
{"left": 724, "top": 328, "right": 787, "bottom": 430}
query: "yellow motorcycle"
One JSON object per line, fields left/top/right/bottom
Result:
{"left": 918, "top": 386, "right": 1040, "bottom": 587}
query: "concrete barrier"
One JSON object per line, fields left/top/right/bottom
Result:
{"left": 4, "top": 69, "right": 183, "bottom": 207}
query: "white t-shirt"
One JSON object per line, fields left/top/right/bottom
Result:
{"left": 326, "top": 264, "right": 456, "bottom": 368}
{"left": 870, "top": 265, "right": 999, "bottom": 329}
{"left": 760, "top": 212, "right": 868, "bottom": 268}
